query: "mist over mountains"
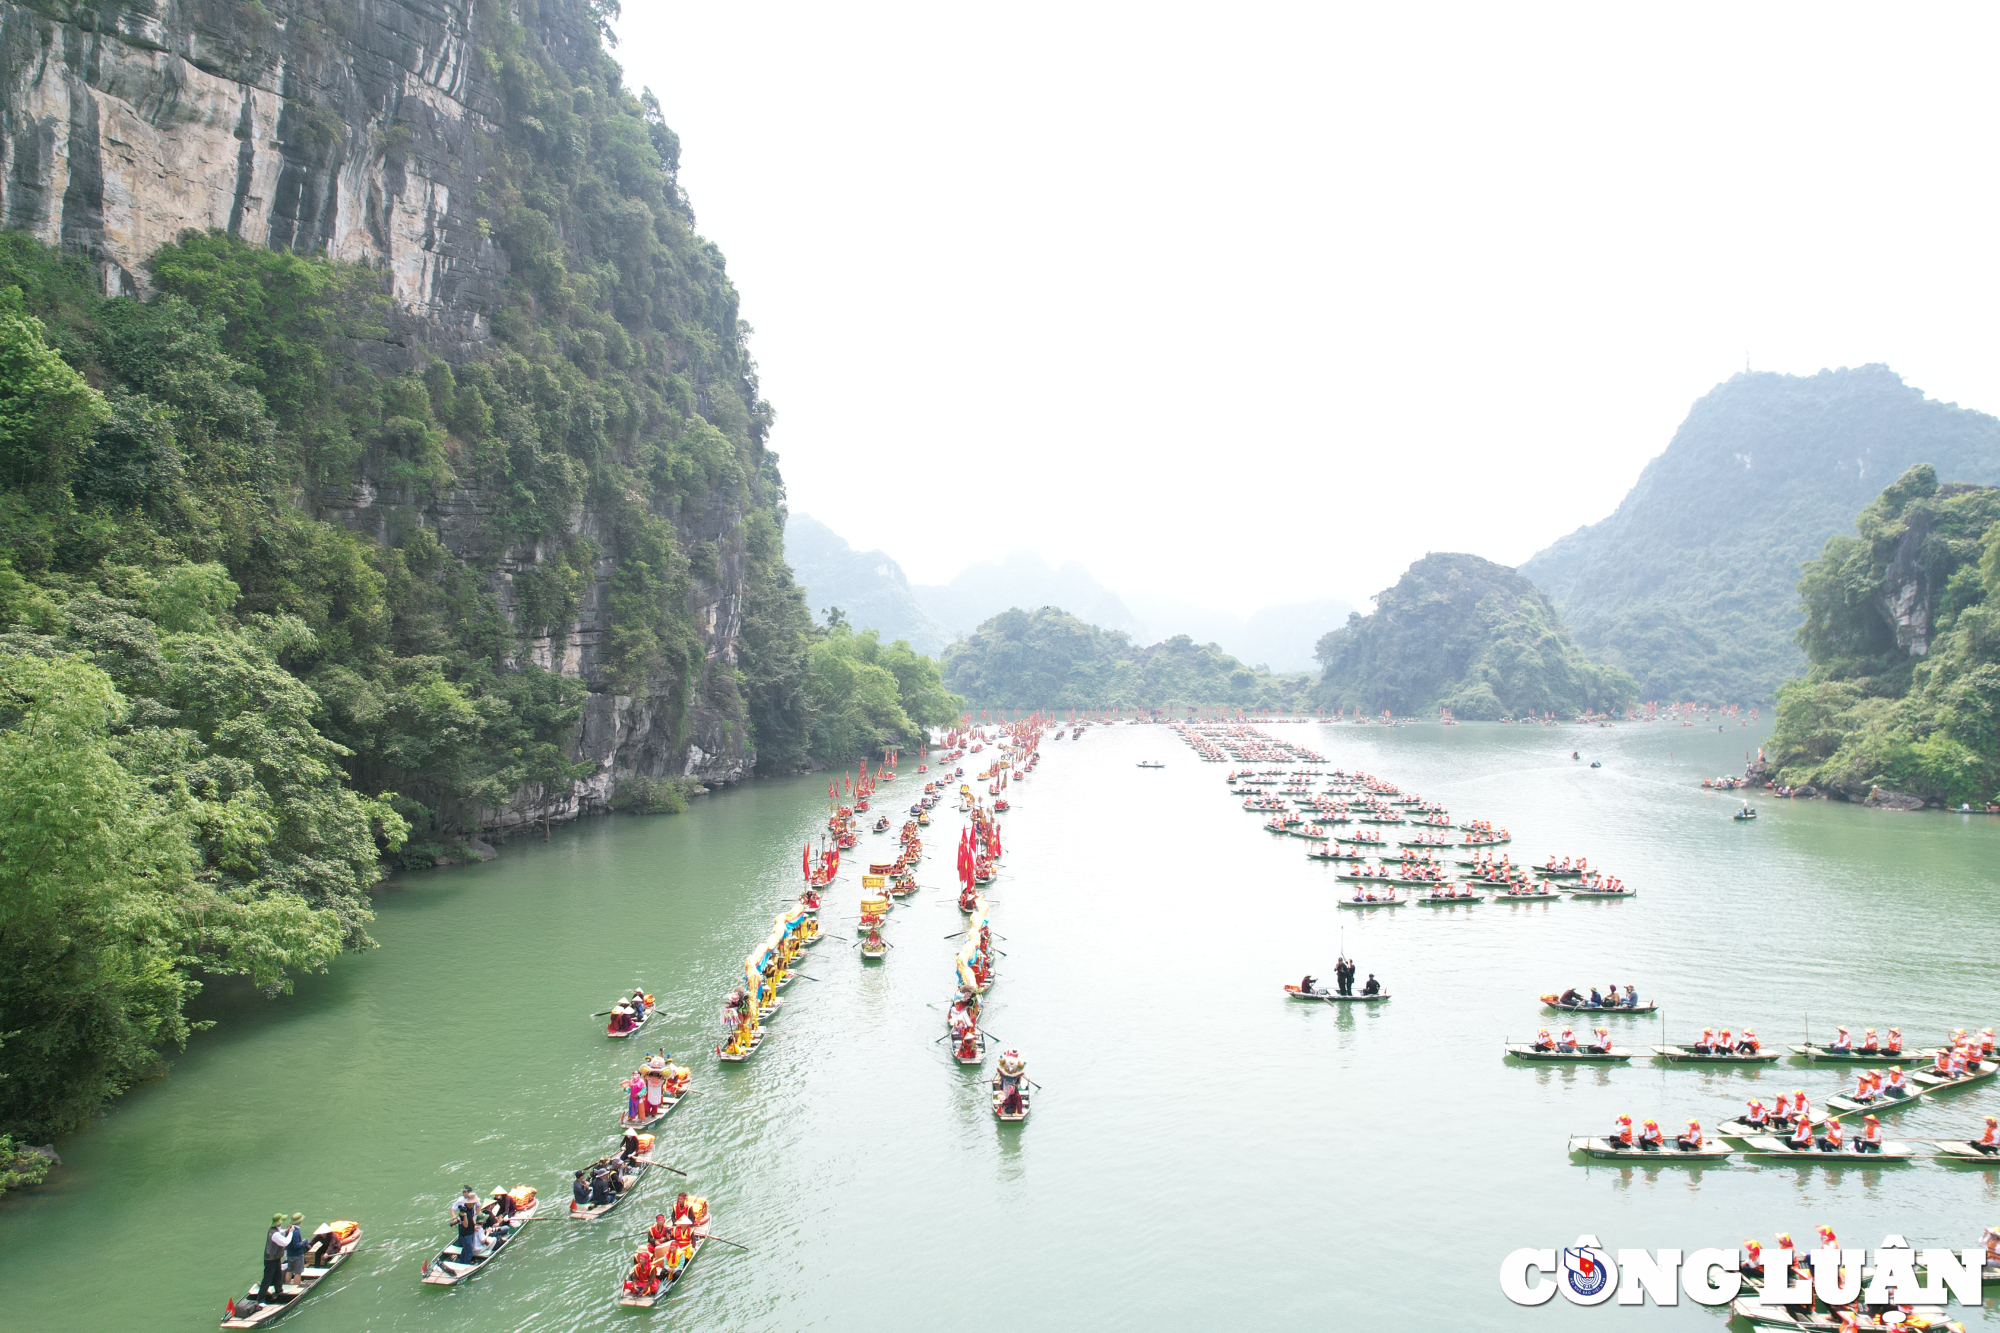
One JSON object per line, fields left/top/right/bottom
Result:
{"left": 1521, "top": 365, "right": 2000, "bottom": 702}
{"left": 784, "top": 515, "right": 1349, "bottom": 670}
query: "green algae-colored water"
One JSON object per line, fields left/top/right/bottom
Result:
{"left": 2, "top": 718, "right": 1996, "bottom": 1330}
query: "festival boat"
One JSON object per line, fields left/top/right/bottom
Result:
{"left": 952, "top": 1027, "right": 985, "bottom": 1065}
{"left": 1505, "top": 1043, "right": 1632, "bottom": 1063}
{"left": 1787, "top": 1042, "right": 1938, "bottom": 1063}
{"left": 1336, "top": 892, "right": 1406, "bottom": 908}
{"left": 1565, "top": 1136, "right": 1730, "bottom": 1161}
{"left": 1736, "top": 1135, "right": 1915, "bottom": 1162}
{"left": 569, "top": 1156, "right": 652, "bottom": 1220}
{"left": 223, "top": 1221, "right": 362, "bottom": 1325}
{"left": 618, "top": 1220, "right": 711, "bottom": 1308}
{"left": 421, "top": 1197, "right": 538, "bottom": 1285}
{"left": 1651, "top": 1045, "right": 1780, "bottom": 1065}
{"left": 860, "top": 934, "right": 887, "bottom": 960}
{"left": 715, "top": 1026, "right": 766, "bottom": 1063}
{"left": 1541, "top": 995, "right": 1657, "bottom": 1015}
{"left": 992, "top": 1053, "right": 1030, "bottom": 1122}
{"left": 1281, "top": 984, "right": 1389, "bottom": 1003}
{"left": 606, "top": 999, "right": 653, "bottom": 1040}
{"left": 1930, "top": 1140, "right": 2000, "bottom": 1166}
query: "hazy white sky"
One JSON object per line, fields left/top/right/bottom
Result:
{"left": 614, "top": 3, "right": 2000, "bottom": 612}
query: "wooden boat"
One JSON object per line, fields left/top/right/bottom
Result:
{"left": 1336, "top": 893, "right": 1405, "bottom": 908}
{"left": 1414, "top": 891, "right": 1485, "bottom": 905}
{"left": 1542, "top": 996, "right": 1657, "bottom": 1015}
{"left": 1786, "top": 1042, "right": 1938, "bottom": 1063}
{"left": 606, "top": 1005, "right": 651, "bottom": 1039}
{"left": 569, "top": 1158, "right": 652, "bottom": 1220}
{"left": 223, "top": 1224, "right": 362, "bottom": 1325}
{"left": 1281, "top": 984, "right": 1390, "bottom": 1003}
{"left": 1737, "top": 1135, "right": 1914, "bottom": 1162}
{"left": 1535, "top": 866, "right": 1587, "bottom": 879}
{"left": 1651, "top": 1045, "right": 1780, "bottom": 1064}
{"left": 1569, "top": 887, "right": 1636, "bottom": 898}
{"left": 1566, "top": 1135, "right": 1730, "bottom": 1161}
{"left": 421, "top": 1204, "right": 538, "bottom": 1286}
{"left": 992, "top": 1076, "right": 1030, "bottom": 1122}
{"left": 1135, "top": 761, "right": 1165, "bottom": 768}
{"left": 618, "top": 1223, "right": 710, "bottom": 1308}
{"left": 1506, "top": 1043, "right": 1632, "bottom": 1063}
{"left": 619, "top": 1089, "right": 686, "bottom": 1129}
{"left": 952, "top": 1029, "right": 985, "bottom": 1064}
{"left": 860, "top": 936, "right": 886, "bottom": 960}
{"left": 1495, "top": 887, "right": 1559, "bottom": 900}
{"left": 1931, "top": 1140, "right": 2000, "bottom": 1165}
{"left": 1728, "top": 1298, "right": 1952, "bottom": 1331}
{"left": 715, "top": 1027, "right": 767, "bottom": 1062}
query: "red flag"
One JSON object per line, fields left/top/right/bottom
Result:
{"left": 802, "top": 842, "right": 811, "bottom": 880}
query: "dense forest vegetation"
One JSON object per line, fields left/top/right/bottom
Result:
{"left": 0, "top": 0, "right": 955, "bottom": 1158}
{"left": 1522, "top": 367, "right": 2000, "bottom": 703}
{"left": 1313, "top": 553, "right": 1636, "bottom": 719}
{"left": 1768, "top": 465, "right": 2000, "bottom": 805}
{"left": 941, "top": 606, "right": 1310, "bottom": 711}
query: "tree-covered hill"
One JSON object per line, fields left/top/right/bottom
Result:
{"left": 1312, "top": 553, "right": 1636, "bottom": 719}
{"left": 1768, "top": 464, "right": 2000, "bottom": 805}
{"left": 1521, "top": 367, "right": 2000, "bottom": 704}
{"left": 942, "top": 606, "right": 1311, "bottom": 711}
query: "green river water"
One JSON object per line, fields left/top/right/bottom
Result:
{"left": 2, "top": 719, "right": 1998, "bottom": 1331}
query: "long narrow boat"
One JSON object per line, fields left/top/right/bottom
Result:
{"left": 421, "top": 1204, "right": 538, "bottom": 1286}
{"left": 617, "top": 1223, "right": 711, "bottom": 1308}
{"left": 1541, "top": 996, "right": 1658, "bottom": 1016}
{"left": 1737, "top": 1135, "right": 1914, "bottom": 1162}
{"left": 1566, "top": 1135, "right": 1730, "bottom": 1161}
{"left": 619, "top": 1086, "right": 687, "bottom": 1130}
{"left": 223, "top": 1224, "right": 362, "bottom": 1326}
{"left": 1729, "top": 1297, "right": 1952, "bottom": 1331}
{"left": 569, "top": 1157, "right": 652, "bottom": 1221}
{"left": 715, "top": 1027, "right": 767, "bottom": 1063}
{"left": 952, "top": 1029, "right": 985, "bottom": 1065}
{"left": 1786, "top": 1042, "right": 1939, "bottom": 1063}
{"left": 1495, "top": 887, "right": 1561, "bottom": 901}
{"left": 1569, "top": 887, "right": 1636, "bottom": 899}
{"left": 1931, "top": 1140, "right": 2000, "bottom": 1165}
{"left": 993, "top": 1077, "right": 1030, "bottom": 1122}
{"left": 606, "top": 1005, "right": 652, "bottom": 1040}
{"left": 1280, "top": 984, "right": 1390, "bottom": 1003}
{"left": 1336, "top": 893, "right": 1405, "bottom": 909}
{"left": 1505, "top": 1044, "right": 1633, "bottom": 1063}
{"left": 1652, "top": 1045, "right": 1781, "bottom": 1065}
{"left": 1822, "top": 1061, "right": 1998, "bottom": 1119}
{"left": 1414, "top": 892, "right": 1485, "bottom": 905}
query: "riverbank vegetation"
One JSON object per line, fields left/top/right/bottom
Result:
{"left": 1768, "top": 465, "right": 2000, "bottom": 805}
{"left": 942, "top": 606, "right": 1311, "bottom": 711}
{"left": 0, "top": 1, "right": 954, "bottom": 1152}
{"left": 1313, "top": 553, "right": 1637, "bottom": 719}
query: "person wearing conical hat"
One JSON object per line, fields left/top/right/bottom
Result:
{"left": 1857, "top": 1115, "right": 1883, "bottom": 1153}
{"left": 1974, "top": 1115, "right": 1999, "bottom": 1156}
{"left": 1675, "top": 1119, "right": 1704, "bottom": 1151}
{"left": 1638, "top": 1118, "right": 1664, "bottom": 1150}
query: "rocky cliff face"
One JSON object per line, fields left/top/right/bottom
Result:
{"left": 0, "top": 0, "right": 756, "bottom": 831}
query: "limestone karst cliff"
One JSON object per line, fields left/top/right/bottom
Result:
{"left": 0, "top": 0, "right": 782, "bottom": 832}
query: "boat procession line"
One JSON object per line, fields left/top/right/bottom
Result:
{"left": 1180, "top": 719, "right": 2000, "bottom": 1178}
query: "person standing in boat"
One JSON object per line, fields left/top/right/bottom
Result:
{"left": 285, "top": 1212, "right": 308, "bottom": 1283}
{"left": 451, "top": 1186, "right": 484, "bottom": 1261}
{"left": 260, "top": 1214, "right": 291, "bottom": 1302}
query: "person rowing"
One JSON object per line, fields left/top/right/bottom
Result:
{"left": 1300, "top": 974, "right": 1320, "bottom": 996}
{"left": 619, "top": 1128, "right": 643, "bottom": 1165}
{"left": 1675, "top": 1119, "right": 1704, "bottom": 1152}
{"left": 1558, "top": 986, "right": 1583, "bottom": 1007}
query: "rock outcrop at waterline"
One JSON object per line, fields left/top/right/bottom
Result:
{"left": 0, "top": 0, "right": 769, "bottom": 829}
{"left": 1312, "top": 553, "right": 1636, "bottom": 719}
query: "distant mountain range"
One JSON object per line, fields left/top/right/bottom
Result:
{"left": 784, "top": 514, "right": 1350, "bottom": 669}
{"left": 1521, "top": 366, "right": 2000, "bottom": 703}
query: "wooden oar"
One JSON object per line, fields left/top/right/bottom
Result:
{"left": 698, "top": 1232, "right": 753, "bottom": 1251}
